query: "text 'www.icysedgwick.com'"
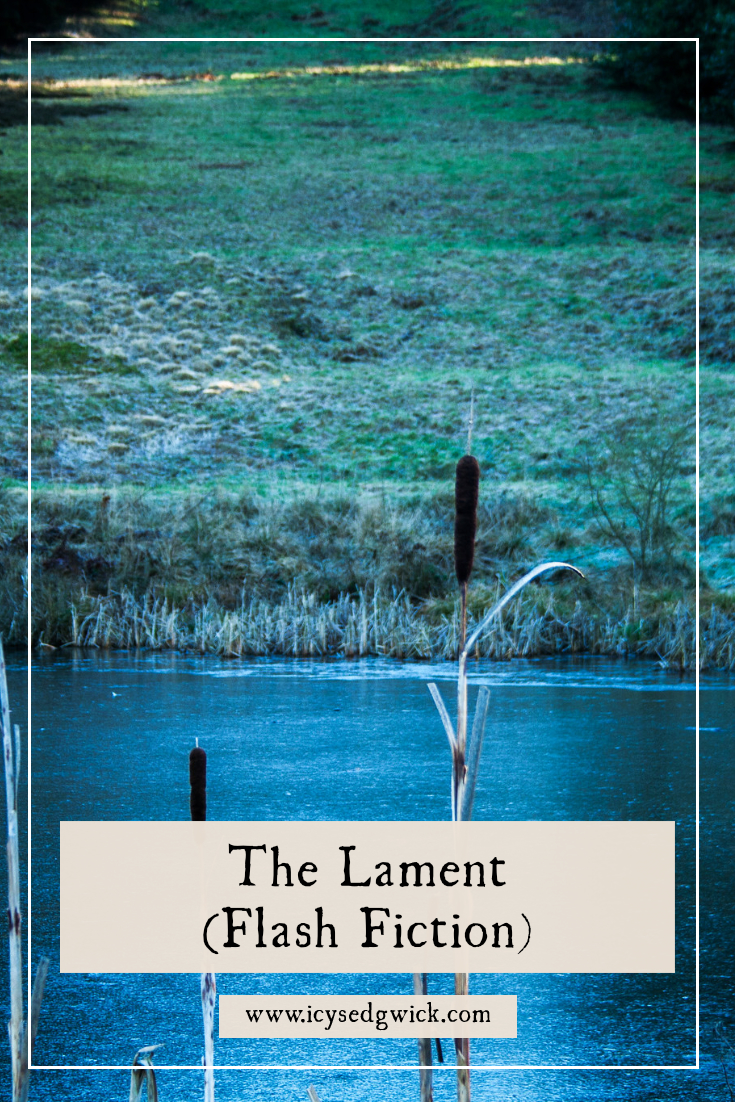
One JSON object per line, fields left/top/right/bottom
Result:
{"left": 60, "top": 820, "right": 675, "bottom": 974}
{"left": 218, "top": 996, "right": 518, "bottom": 1038}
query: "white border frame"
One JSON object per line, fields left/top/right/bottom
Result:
{"left": 24, "top": 32, "right": 700, "bottom": 1066}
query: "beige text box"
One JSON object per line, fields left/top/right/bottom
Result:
{"left": 60, "top": 820, "right": 675, "bottom": 973}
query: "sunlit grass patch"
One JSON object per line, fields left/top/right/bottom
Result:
{"left": 230, "top": 54, "right": 585, "bottom": 83}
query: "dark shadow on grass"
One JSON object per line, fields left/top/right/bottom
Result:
{"left": 529, "top": 0, "right": 616, "bottom": 38}
{"left": 0, "top": 85, "right": 132, "bottom": 129}
{"left": 391, "top": 1, "right": 481, "bottom": 35}
{"left": 0, "top": 86, "right": 25, "bottom": 129}
{"left": 32, "top": 99, "right": 131, "bottom": 127}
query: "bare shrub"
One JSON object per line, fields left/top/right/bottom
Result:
{"left": 575, "top": 405, "right": 694, "bottom": 580}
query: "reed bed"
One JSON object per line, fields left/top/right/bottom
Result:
{"left": 701, "top": 603, "right": 735, "bottom": 671}
{"left": 54, "top": 585, "right": 731, "bottom": 671}
{"left": 7, "top": 485, "right": 732, "bottom": 669}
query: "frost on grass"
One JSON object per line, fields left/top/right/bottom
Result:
{"left": 23, "top": 271, "right": 291, "bottom": 481}
{"left": 30, "top": 273, "right": 286, "bottom": 377}
{"left": 16, "top": 250, "right": 714, "bottom": 492}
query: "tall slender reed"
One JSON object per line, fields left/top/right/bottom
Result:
{"left": 190, "top": 741, "right": 215, "bottom": 1102}
{"left": 2, "top": 639, "right": 48, "bottom": 1102}
{"left": 430, "top": 453, "right": 584, "bottom": 1102}
{"left": 415, "top": 446, "right": 482, "bottom": 1102}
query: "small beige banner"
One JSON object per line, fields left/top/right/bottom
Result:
{"left": 60, "top": 820, "right": 674, "bottom": 974}
{"left": 219, "top": 995, "right": 517, "bottom": 1038}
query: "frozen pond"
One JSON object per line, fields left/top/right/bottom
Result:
{"left": 5, "top": 652, "right": 731, "bottom": 1100}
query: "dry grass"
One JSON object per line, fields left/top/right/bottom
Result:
{"left": 43, "top": 581, "right": 725, "bottom": 671}
{"left": 2, "top": 260, "right": 708, "bottom": 489}
{"left": 701, "top": 601, "right": 735, "bottom": 671}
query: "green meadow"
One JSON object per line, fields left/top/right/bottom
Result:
{"left": 0, "top": 36, "right": 732, "bottom": 662}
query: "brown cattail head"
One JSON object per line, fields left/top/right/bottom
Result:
{"left": 189, "top": 746, "right": 207, "bottom": 821}
{"left": 454, "top": 454, "right": 480, "bottom": 585}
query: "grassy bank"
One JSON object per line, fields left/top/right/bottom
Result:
{"left": 2, "top": 482, "right": 731, "bottom": 667}
{"left": 0, "top": 39, "right": 730, "bottom": 664}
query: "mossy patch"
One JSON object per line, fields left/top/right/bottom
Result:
{"left": 0, "top": 170, "right": 26, "bottom": 225}
{"left": 3, "top": 333, "right": 137, "bottom": 375}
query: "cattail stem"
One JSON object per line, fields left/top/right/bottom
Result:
{"left": 413, "top": 972, "right": 433, "bottom": 1102}
{"left": 453, "top": 655, "right": 470, "bottom": 1102}
{"left": 190, "top": 745, "right": 215, "bottom": 1102}
{"left": 430, "top": 563, "right": 584, "bottom": 1102}
{"left": 452, "top": 684, "right": 470, "bottom": 1102}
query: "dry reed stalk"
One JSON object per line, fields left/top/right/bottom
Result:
{"left": 413, "top": 971, "right": 433, "bottom": 1102}
{"left": 201, "top": 971, "right": 216, "bottom": 1102}
{"left": 2, "top": 640, "right": 48, "bottom": 1102}
{"left": 18, "top": 955, "right": 49, "bottom": 1102}
{"left": 130, "top": 1045, "right": 161, "bottom": 1102}
{"left": 190, "top": 742, "right": 215, "bottom": 1102}
{"left": 2, "top": 643, "right": 21, "bottom": 1098}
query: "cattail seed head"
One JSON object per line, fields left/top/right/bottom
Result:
{"left": 454, "top": 454, "right": 480, "bottom": 586}
{"left": 189, "top": 746, "right": 207, "bottom": 821}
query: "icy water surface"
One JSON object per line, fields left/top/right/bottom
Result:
{"left": 6, "top": 653, "right": 732, "bottom": 1100}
